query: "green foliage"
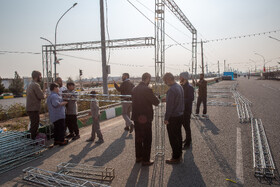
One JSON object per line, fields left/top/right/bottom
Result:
{"left": 0, "top": 77, "right": 5, "bottom": 95}
{"left": 7, "top": 103, "right": 27, "bottom": 119}
{"left": 8, "top": 71, "right": 24, "bottom": 96}
{"left": 0, "top": 103, "right": 27, "bottom": 121}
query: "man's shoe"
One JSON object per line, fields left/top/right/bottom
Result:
{"left": 136, "top": 157, "right": 142, "bottom": 163}
{"left": 95, "top": 139, "right": 104, "bottom": 144}
{"left": 129, "top": 124, "right": 134, "bottom": 133}
{"left": 65, "top": 134, "right": 74, "bottom": 139}
{"left": 166, "top": 158, "right": 181, "bottom": 164}
{"left": 72, "top": 135, "right": 80, "bottom": 140}
{"left": 86, "top": 138, "right": 94, "bottom": 142}
{"left": 183, "top": 143, "right": 191, "bottom": 150}
{"left": 59, "top": 140, "right": 69, "bottom": 146}
{"left": 142, "top": 160, "right": 154, "bottom": 166}
{"left": 124, "top": 126, "right": 129, "bottom": 131}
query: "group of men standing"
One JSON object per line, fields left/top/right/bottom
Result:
{"left": 26, "top": 70, "right": 207, "bottom": 166}
{"left": 115, "top": 72, "right": 207, "bottom": 166}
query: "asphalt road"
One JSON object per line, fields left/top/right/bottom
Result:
{"left": 0, "top": 77, "right": 279, "bottom": 187}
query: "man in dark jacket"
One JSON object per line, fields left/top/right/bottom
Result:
{"left": 194, "top": 74, "right": 207, "bottom": 117}
{"left": 179, "top": 72, "right": 194, "bottom": 149}
{"left": 163, "top": 72, "right": 184, "bottom": 164}
{"left": 132, "top": 73, "right": 160, "bottom": 166}
{"left": 114, "top": 73, "right": 135, "bottom": 133}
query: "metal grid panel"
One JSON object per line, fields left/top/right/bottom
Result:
{"left": 23, "top": 167, "right": 110, "bottom": 187}
{"left": 57, "top": 162, "right": 115, "bottom": 182}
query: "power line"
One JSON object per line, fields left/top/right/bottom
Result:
{"left": 0, "top": 50, "right": 40, "bottom": 55}
{"left": 134, "top": 0, "right": 192, "bottom": 39}
{"left": 126, "top": 0, "right": 192, "bottom": 52}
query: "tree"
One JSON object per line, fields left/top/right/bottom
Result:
{"left": 9, "top": 71, "right": 24, "bottom": 96}
{"left": 0, "top": 77, "right": 5, "bottom": 95}
{"left": 67, "top": 76, "right": 74, "bottom": 83}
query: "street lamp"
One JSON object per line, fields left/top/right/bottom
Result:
{"left": 268, "top": 36, "right": 280, "bottom": 42}
{"left": 254, "top": 52, "right": 266, "bottom": 72}
{"left": 249, "top": 59, "right": 257, "bottom": 72}
{"left": 54, "top": 2, "right": 78, "bottom": 80}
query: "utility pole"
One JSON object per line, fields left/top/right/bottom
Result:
{"left": 201, "top": 40, "right": 204, "bottom": 74}
{"left": 224, "top": 60, "right": 226, "bottom": 72}
{"left": 100, "top": 0, "right": 108, "bottom": 94}
{"left": 218, "top": 60, "right": 220, "bottom": 77}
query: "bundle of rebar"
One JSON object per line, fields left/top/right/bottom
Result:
{"left": 251, "top": 119, "right": 275, "bottom": 178}
{"left": 23, "top": 167, "right": 110, "bottom": 187}
{"left": 57, "top": 162, "right": 115, "bottom": 182}
{"left": 0, "top": 131, "right": 45, "bottom": 174}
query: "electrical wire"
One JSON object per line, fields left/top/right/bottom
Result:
{"left": 0, "top": 51, "right": 40, "bottom": 55}
{"left": 126, "top": 0, "right": 192, "bottom": 52}
{"left": 134, "top": 0, "right": 192, "bottom": 39}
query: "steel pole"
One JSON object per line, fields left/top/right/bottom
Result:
{"left": 100, "top": 0, "right": 108, "bottom": 94}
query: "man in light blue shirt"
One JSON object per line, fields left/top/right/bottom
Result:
{"left": 47, "top": 83, "right": 68, "bottom": 146}
{"left": 163, "top": 72, "right": 184, "bottom": 164}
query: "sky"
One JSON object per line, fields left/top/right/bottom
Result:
{"left": 0, "top": 0, "right": 280, "bottom": 80}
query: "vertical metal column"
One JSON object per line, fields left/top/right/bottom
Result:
{"left": 154, "top": 0, "right": 165, "bottom": 156}
{"left": 100, "top": 0, "right": 108, "bottom": 94}
{"left": 192, "top": 31, "right": 197, "bottom": 79}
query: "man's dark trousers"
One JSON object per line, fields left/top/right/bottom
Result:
{"left": 183, "top": 111, "right": 192, "bottom": 144}
{"left": 53, "top": 119, "right": 65, "bottom": 142}
{"left": 65, "top": 115, "right": 79, "bottom": 136}
{"left": 134, "top": 121, "right": 152, "bottom": 162}
{"left": 166, "top": 116, "right": 183, "bottom": 159}
{"left": 27, "top": 111, "right": 40, "bottom": 140}
{"left": 196, "top": 96, "right": 207, "bottom": 114}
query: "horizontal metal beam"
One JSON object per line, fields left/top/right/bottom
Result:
{"left": 42, "top": 37, "right": 155, "bottom": 52}
{"left": 164, "top": 0, "right": 196, "bottom": 34}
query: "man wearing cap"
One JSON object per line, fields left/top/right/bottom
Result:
{"left": 179, "top": 72, "right": 194, "bottom": 149}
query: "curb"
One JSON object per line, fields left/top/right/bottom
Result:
{"left": 77, "top": 105, "right": 122, "bottom": 128}
{"left": 0, "top": 94, "right": 26, "bottom": 100}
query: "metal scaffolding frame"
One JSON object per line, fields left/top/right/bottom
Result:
{"left": 251, "top": 119, "right": 275, "bottom": 178}
{"left": 232, "top": 90, "right": 253, "bottom": 123}
{"left": 57, "top": 162, "right": 115, "bottom": 182}
{"left": 0, "top": 131, "right": 45, "bottom": 174}
{"left": 42, "top": 37, "right": 155, "bottom": 84}
{"left": 23, "top": 167, "right": 110, "bottom": 187}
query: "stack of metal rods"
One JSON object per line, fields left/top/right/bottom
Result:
{"left": 0, "top": 131, "right": 45, "bottom": 174}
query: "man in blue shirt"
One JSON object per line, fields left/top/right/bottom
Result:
{"left": 163, "top": 72, "right": 184, "bottom": 164}
{"left": 47, "top": 83, "right": 68, "bottom": 146}
{"left": 179, "top": 72, "right": 194, "bottom": 149}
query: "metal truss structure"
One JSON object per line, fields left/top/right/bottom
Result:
{"left": 0, "top": 131, "right": 45, "bottom": 174}
{"left": 57, "top": 162, "right": 115, "bottom": 182}
{"left": 23, "top": 167, "right": 110, "bottom": 187}
{"left": 207, "top": 94, "right": 231, "bottom": 98}
{"left": 251, "top": 119, "right": 275, "bottom": 178}
{"left": 153, "top": 0, "right": 197, "bottom": 155}
{"left": 42, "top": 37, "right": 155, "bottom": 86}
{"left": 232, "top": 90, "right": 253, "bottom": 123}
{"left": 207, "top": 100, "right": 236, "bottom": 107}
{"left": 163, "top": 0, "right": 198, "bottom": 77}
